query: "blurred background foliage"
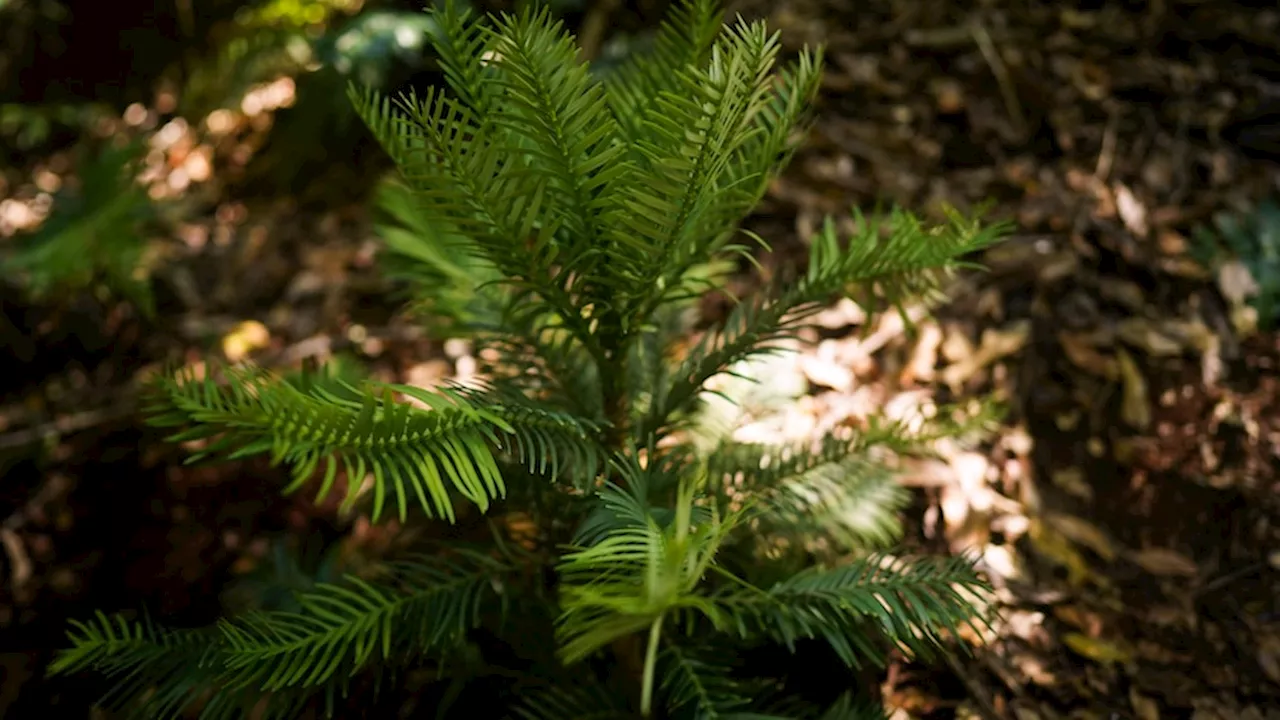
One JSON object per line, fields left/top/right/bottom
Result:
{"left": 0, "top": 0, "right": 670, "bottom": 310}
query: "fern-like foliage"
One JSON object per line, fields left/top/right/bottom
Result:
{"left": 147, "top": 363, "right": 603, "bottom": 522}
{"left": 55, "top": 1, "right": 1005, "bottom": 717}
{"left": 2, "top": 138, "right": 156, "bottom": 313}
{"left": 372, "top": 175, "right": 504, "bottom": 333}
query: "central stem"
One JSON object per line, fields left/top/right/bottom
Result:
{"left": 595, "top": 309, "right": 631, "bottom": 451}
{"left": 640, "top": 613, "right": 665, "bottom": 717}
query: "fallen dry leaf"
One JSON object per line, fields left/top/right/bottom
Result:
{"left": 901, "top": 322, "right": 942, "bottom": 384}
{"left": 1059, "top": 331, "right": 1119, "bottom": 379}
{"left": 1117, "top": 348, "right": 1151, "bottom": 429}
{"left": 800, "top": 353, "right": 855, "bottom": 392}
{"left": 1116, "top": 318, "right": 1185, "bottom": 356}
{"left": 940, "top": 320, "right": 1031, "bottom": 387}
{"left": 1097, "top": 278, "right": 1146, "bottom": 312}
{"left": 1128, "top": 547, "right": 1199, "bottom": 577}
{"left": 1115, "top": 183, "right": 1149, "bottom": 237}
{"left": 1045, "top": 512, "right": 1117, "bottom": 561}
{"left": 222, "top": 320, "right": 271, "bottom": 362}
{"left": 1062, "top": 632, "right": 1133, "bottom": 665}
{"left": 1218, "top": 260, "right": 1259, "bottom": 306}
{"left": 1053, "top": 604, "right": 1104, "bottom": 634}
{"left": 1130, "top": 687, "right": 1161, "bottom": 720}
{"left": 1028, "top": 518, "right": 1108, "bottom": 588}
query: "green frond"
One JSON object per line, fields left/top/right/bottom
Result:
{"left": 723, "top": 48, "right": 824, "bottom": 209}
{"left": 818, "top": 206, "right": 1009, "bottom": 323}
{"left": 485, "top": 7, "right": 627, "bottom": 261}
{"left": 372, "top": 175, "right": 504, "bottom": 332}
{"left": 708, "top": 437, "right": 908, "bottom": 551}
{"left": 603, "top": 0, "right": 725, "bottom": 145}
{"left": 146, "top": 364, "right": 597, "bottom": 523}
{"left": 609, "top": 18, "right": 791, "bottom": 319}
{"left": 646, "top": 207, "right": 1008, "bottom": 438}
{"left": 640, "top": 289, "right": 800, "bottom": 440}
{"left": 349, "top": 81, "right": 600, "bottom": 354}
{"left": 660, "top": 644, "right": 757, "bottom": 719}
{"left": 425, "top": 0, "right": 502, "bottom": 116}
{"left": 624, "top": 259, "right": 734, "bottom": 430}
{"left": 703, "top": 406, "right": 996, "bottom": 552}
{"left": 217, "top": 549, "right": 512, "bottom": 693}
{"left": 48, "top": 612, "right": 219, "bottom": 719}
{"left": 450, "top": 378, "right": 608, "bottom": 486}
{"left": 571, "top": 450, "right": 709, "bottom": 548}
{"left": 348, "top": 83, "right": 554, "bottom": 283}
{"left": 556, "top": 477, "right": 740, "bottom": 664}
{"left": 722, "top": 554, "right": 991, "bottom": 668}
{"left": 54, "top": 551, "right": 516, "bottom": 718}
{"left": 474, "top": 308, "right": 605, "bottom": 422}
{"left": 631, "top": 45, "right": 825, "bottom": 319}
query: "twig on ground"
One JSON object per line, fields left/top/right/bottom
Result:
{"left": 0, "top": 527, "right": 33, "bottom": 590}
{"left": 970, "top": 21, "right": 1026, "bottom": 140}
{"left": 1095, "top": 110, "right": 1121, "bottom": 181}
{"left": 0, "top": 401, "right": 139, "bottom": 451}
{"left": 905, "top": 26, "right": 1012, "bottom": 48}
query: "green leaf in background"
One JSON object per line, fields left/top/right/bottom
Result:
{"left": 2, "top": 138, "right": 157, "bottom": 314}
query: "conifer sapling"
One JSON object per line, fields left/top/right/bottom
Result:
{"left": 51, "top": 1, "right": 1007, "bottom": 717}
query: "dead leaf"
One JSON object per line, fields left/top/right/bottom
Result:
{"left": 1199, "top": 333, "right": 1223, "bottom": 387}
{"left": 1097, "top": 279, "right": 1146, "bottom": 312}
{"left": 932, "top": 78, "right": 966, "bottom": 113}
{"left": 0, "top": 528, "right": 32, "bottom": 590}
{"left": 1059, "top": 331, "right": 1119, "bottom": 378}
{"left": 1062, "top": 632, "right": 1133, "bottom": 665}
{"left": 812, "top": 297, "right": 866, "bottom": 328}
{"left": 901, "top": 323, "right": 942, "bottom": 384}
{"left": 1115, "top": 183, "right": 1149, "bottom": 237}
{"left": 222, "top": 320, "right": 271, "bottom": 362}
{"left": 1116, "top": 318, "right": 1184, "bottom": 356}
{"left": 1053, "top": 604, "right": 1104, "bottom": 634}
{"left": 1145, "top": 605, "right": 1194, "bottom": 628}
{"left": 1045, "top": 512, "right": 1116, "bottom": 561}
{"left": 1130, "top": 687, "right": 1161, "bottom": 720}
{"left": 1012, "top": 705, "right": 1044, "bottom": 720}
{"left": 940, "top": 324, "right": 975, "bottom": 363}
{"left": 1028, "top": 519, "right": 1108, "bottom": 588}
{"left": 1117, "top": 348, "right": 1151, "bottom": 429}
{"left": 940, "top": 320, "right": 1031, "bottom": 387}
{"left": 1128, "top": 547, "right": 1198, "bottom": 577}
{"left": 1158, "top": 319, "right": 1215, "bottom": 352}
{"left": 1218, "top": 260, "right": 1259, "bottom": 306}
{"left": 800, "top": 354, "right": 854, "bottom": 392}
{"left": 1156, "top": 229, "right": 1187, "bottom": 255}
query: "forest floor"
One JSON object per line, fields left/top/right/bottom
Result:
{"left": 2, "top": 0, "right": 1280, "bottom": 717}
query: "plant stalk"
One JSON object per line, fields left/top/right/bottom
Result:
{"left": 640, "top": 613, "right": 665, "bottom": 717}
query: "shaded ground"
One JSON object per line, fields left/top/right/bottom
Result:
{"left": 2, "top": 0, "right": 1280, "bottom": 716}
{"left": 732, "top": 0, "right": 1280, "bottom": 717}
